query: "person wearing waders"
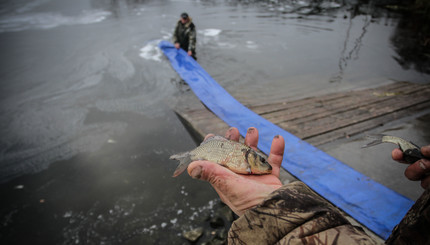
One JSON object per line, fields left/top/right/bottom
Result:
{"left": 173, "top": 12, "right": 196, "bottom": 59}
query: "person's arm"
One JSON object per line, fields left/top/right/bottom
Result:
{"left": 187, "top": 25, "right": 196, "bottom": 55}
{"left": 187, "top": 127, "right": 376, "bottom": 244}
{"left": 229, "top": 181, "right": 377, "bottom": 244}
{"left": 392, "top": 145, "right": 430, "bottom": 189}
{"left": 388, "top": 145, "right": 430, "bottom": 244}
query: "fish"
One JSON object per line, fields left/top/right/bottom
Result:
{"left": 170, "top": 135, "right": 272, "bottom": 177}
{"left": 362, "top": 134, "right": 426, "bottom": 164}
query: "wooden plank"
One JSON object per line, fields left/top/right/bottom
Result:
{"left": 306, "top": 101, "right": 430, "bottom": 146}
{"left": 259, "top": 84, "right": 424, "bottom": 125}
{"left": 291, "top": 90, "right": 430, "bottom": 139}
{"left": 249, "top": 81, "right": 412, "bottom": 114}
{"left": 251, "top": 92, "right": 349, "bottom": 115}
{"left": 175, "top": 82, "right": 430, "bottom": 147}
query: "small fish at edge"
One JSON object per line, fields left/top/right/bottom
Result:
{"left": 362, "top": 134, "right": 427, "bottom": 164}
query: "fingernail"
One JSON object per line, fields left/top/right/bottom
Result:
{"left": 247, "top": 127, "right": 255, "bottom": 133}
{"left": 190, "top": 166, "right": 202, "bottom": 179}
{"left": 419, "top": 160, "right": 428, "bottom": 170}
{"left": 274, "top": 135, "right": 280, "bottom": 139}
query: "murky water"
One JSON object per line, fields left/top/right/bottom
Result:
{"left": 1, "top": 0, "right": 429, "bottom": 244}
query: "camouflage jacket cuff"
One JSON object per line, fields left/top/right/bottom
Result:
{"left": 228, "top": 181, "right": 377, "bottom": 244}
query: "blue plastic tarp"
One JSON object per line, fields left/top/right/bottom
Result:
{"left": 159, "top": 40, "right": 414, "bottom": 239}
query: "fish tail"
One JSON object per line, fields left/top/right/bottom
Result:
{"left": 361, "top": 134, "right": 384, "bottom": 148}
{"left": 170, "top": 152, "right": 192, "bottom": 177}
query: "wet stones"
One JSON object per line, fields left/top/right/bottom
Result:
{"left": 209, "top": 216, "right": 224, "bottom": 228}
{"left": 183, "top": 227, "right": 204, "bottom": 242}
{"left": 218, "top": 205, "right": 234, "bottom": 223}
{"left": 200, "top": 228, "right": 227, "bottom": 245}
{"left": 182, "top": 203, "right": 235, "bottom": 244}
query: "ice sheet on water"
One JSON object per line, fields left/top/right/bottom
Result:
{"left": 0, "top": 9, "right": 110, "bottom": 33}
{"left": 200, "top": 28, "right": 221, "bottom": 37}
{"left": 139, "top": 40, "right": 163, "bottom": 62}
{"left": 246, "top": 40, "right": 258, "bottom": 49}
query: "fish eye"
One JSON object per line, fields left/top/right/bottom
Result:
{"left": 257, "top": 154, "right": 266, "bottom": 162}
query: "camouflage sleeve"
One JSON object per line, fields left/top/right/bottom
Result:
{"left": 188, "top": 26, "right": 196, "bottom": 52}
{"left": 385, "top": 187, "right": 430, "bottom": 245}
{"left": 228, "top": 181, "right": 378, "bottom": 245}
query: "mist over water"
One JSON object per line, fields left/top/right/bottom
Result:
{"left": 0, "top": 0, "right": 429, "bottom": 244}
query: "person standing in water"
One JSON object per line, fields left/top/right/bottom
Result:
{"left": 173, "top": 12, "right": 196, "bottom": 59}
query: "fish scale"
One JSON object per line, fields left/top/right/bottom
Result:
{"left": 170, "top": 136, "right": 272, "bottom": 177}
{"left": 192, "top": 140, "right": 249, "bottom": 169}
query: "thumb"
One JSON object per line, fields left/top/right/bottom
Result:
{"left": 187, "top": 161, "right": 248, "bottom": 214}
{"left": 187, "top": 161, "right": 238, "bottom": 184}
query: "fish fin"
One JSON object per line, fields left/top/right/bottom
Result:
{"left": 200, "top": 135, "right": 227, "bottom": 145}
{"left": 361, "top": 134, "right": 384, "bottom": 148}
{"left": 170, "top": 152, "right": 192, "bottom": 177}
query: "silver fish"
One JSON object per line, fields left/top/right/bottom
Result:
{"left": 362, "top": 134, "right": 425, "bottom": 164}
{"left": 170, "top": 135, "right": 272, "bottom": 177}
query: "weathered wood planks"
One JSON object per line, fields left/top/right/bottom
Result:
{"left": 175, "top": 82, "right": 430, "bottom": 146}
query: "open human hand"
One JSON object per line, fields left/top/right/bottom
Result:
{"left": 187, "top": 127, "right": 284, "bottom": 215}
{"left": 392, "top": 145, "right": 430, "bottom": 189}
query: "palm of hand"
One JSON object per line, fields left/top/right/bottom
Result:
{"left": 187, "top": 127, "right": 284, "bottom": 215}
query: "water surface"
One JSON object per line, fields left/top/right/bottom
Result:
{"left": 0, "top": 0, "right": 429, "bottom": 243}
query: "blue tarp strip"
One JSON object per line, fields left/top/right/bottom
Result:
{"left": 159, "top": 40, "right": 413, "bottom": 239}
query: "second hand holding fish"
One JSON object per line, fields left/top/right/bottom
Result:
{"left": 393, "top": 145, "right": 430, "bottom": 189}
{"left": 186, "top": 127, "right": 285, "bottom": 216}
{"left": 363, "top": 134, "right": 430, "bottom": 189}
{"left": 362, "top": 134, "right": 426, "bottom": 164}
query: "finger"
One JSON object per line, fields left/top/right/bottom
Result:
{"left": 187, "top": 160, "right": 243, "bottom": 207}
{"left": 421, "top": 176, "right": 430, "bottom": 189}
{"left": 421, "top": 176, "right": 430, "bottom": 190}
{"left": 244, "top": 127, "right": 258, "bottom": 149}
{"left": 392, "top": 148, "right": 408, "bottom": 164}
{"left": 404, "top": 159, "right": 430, "bottom": 181}
{"left": 204, "top": 133, "right": 215, "bottom": 141}
{"left": 187, "top": 160, "right": 239, "bottom": 206}
{"left": 188, "top": 160, "right": 238, "bottom": 181}
{"left": 421, "top": 145, "right": 430, "bottom": 158}
{"left": 268, "top": 135, "right": 285, "bottom": 177}
{"left": 225, "top": 127, "right": 240, "bottom": 141}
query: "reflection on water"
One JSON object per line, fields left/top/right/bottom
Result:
{"left": 0, "top": 0, "right": 429, "bottom": 244}
{"left": 330, "top": 3, "right": 374, "bottom": 83}
{"left": 391, "top": 4, "right": 430, "bottom": 74}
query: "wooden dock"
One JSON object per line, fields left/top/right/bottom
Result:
{"left": 175, "top": 81, "right": 430, "bottom": 146}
